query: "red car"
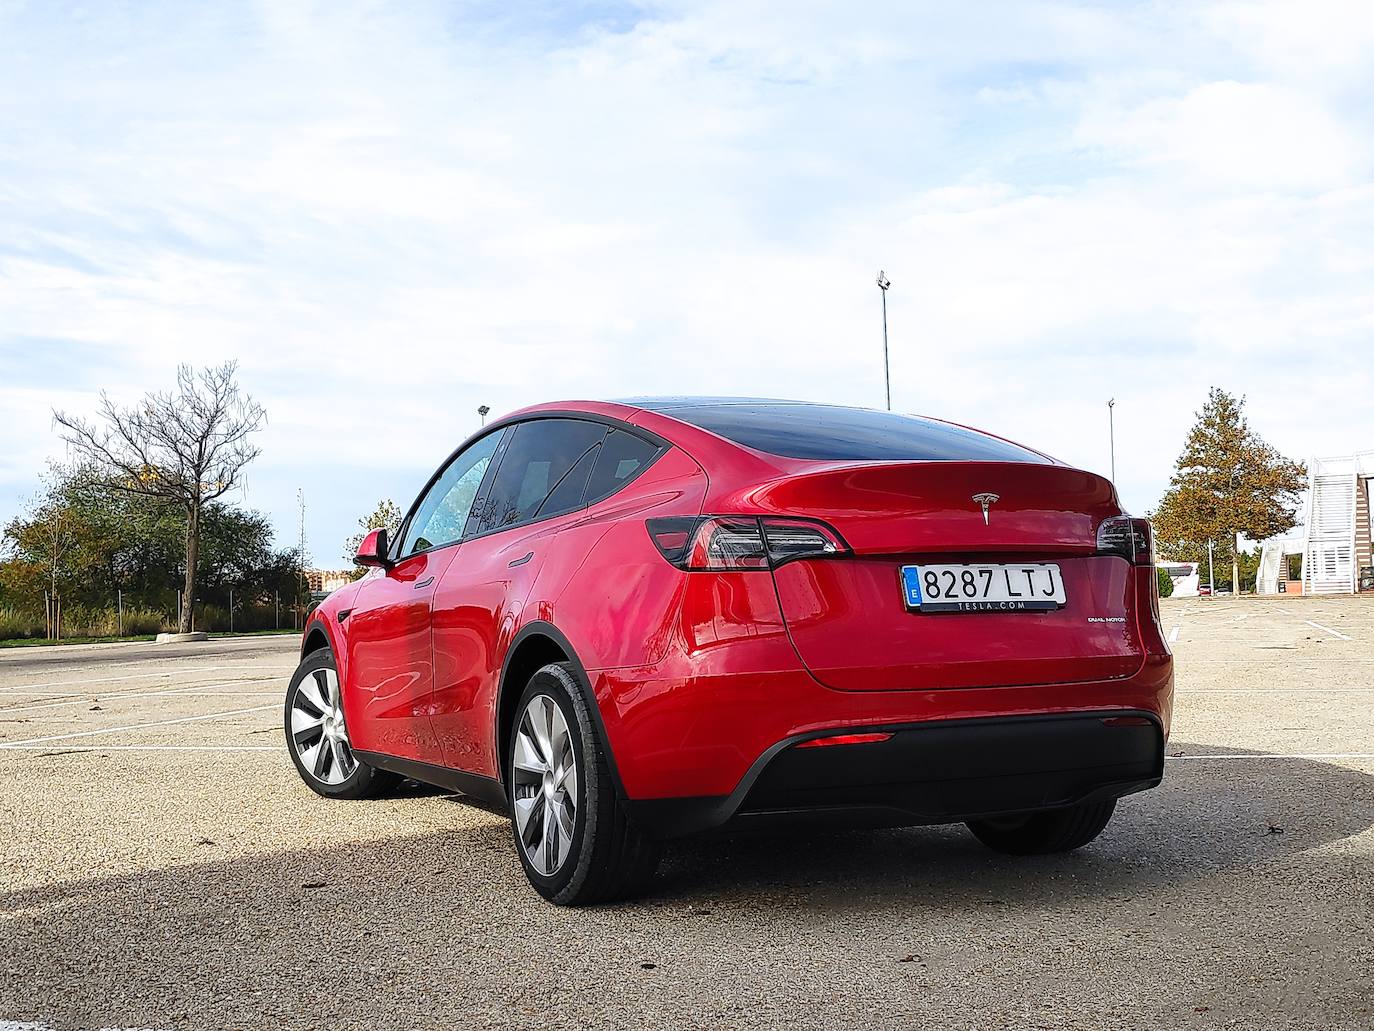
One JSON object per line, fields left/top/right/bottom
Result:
{"left": 288, "top": 399, "right": 1173, "bottom": 904}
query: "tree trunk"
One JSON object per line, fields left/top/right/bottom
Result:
{"left": 180, "top": 503, "right": 200, "bottom": 634}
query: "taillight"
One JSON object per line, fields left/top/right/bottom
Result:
{"left": 1096, "top": 515, "right": 1154, "bottom": 565}
{"left": 646, "top": 516, "right": 849, "bottom": 571}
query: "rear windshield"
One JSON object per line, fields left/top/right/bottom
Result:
{"left": 652, "top": 402, "right": 1050, "bottom": 463}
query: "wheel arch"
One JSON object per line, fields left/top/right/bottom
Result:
{"left": 302, "top": 620, "right": 332, "bottom": 659}
{"left": 496, "top": 621, "right": 626, "bottom": 801}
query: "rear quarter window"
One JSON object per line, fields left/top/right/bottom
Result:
{"left": 656, "top": 403, "right": 1050, "bottom": 463}
{"left": 585, "top": 430, "right": 661, "bottom": 504}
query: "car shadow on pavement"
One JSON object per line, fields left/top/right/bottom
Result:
{"left": 653, "top": 741, "right": 1374, "bottom": 905}
{"left": 2, "top": 744, "right": 1371, "bottom": 1030}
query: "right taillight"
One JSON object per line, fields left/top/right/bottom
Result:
{"left": 646, "top": 516, "right": 849, "bottom": 571}
{"left": 1096, "top": 515, "right": 1154, "bottom": 565}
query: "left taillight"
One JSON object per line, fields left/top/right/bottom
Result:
{"left": 646, "top": 516, "right": 849, "bottom": 571}
{"left": 1096, "top": 515, "right": 1155, "bottom": 565}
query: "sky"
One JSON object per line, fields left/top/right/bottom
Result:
{"left": 2, "top": 0, "right": 1372, "bottom": 565}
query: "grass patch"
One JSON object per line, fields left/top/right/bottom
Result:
{"left": 0, "top": 628, "right": 300, "bottom": 649}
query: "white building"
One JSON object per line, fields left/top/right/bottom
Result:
{"left": 1158, "top": 560, "right": 1201, "bottom": 597}
{"left": 1298, "top": 452, "right": 1374, "bottom": 595}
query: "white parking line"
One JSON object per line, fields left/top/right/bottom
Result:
{"left": 0, "top": 689, "right": 283, "bottom": 717}
{"left": 1183, "top": 688, "right": 1374, "bottom": 694}
{"left": 0, "top": 703, "right": 278, "bottom": 747}
{"left": 1168, "top": 753, "right": 1374, "bottom": 760}
{"left": 0, "top": 665, "right": 244, "bottom": 693}
{"left": 0, "top": 744, "right": 282, "bottom": 753}
{"left": 1304, "top": 620, "right": 1352, "bottom": 641}
{"left": 1169, "top": 624, "right": 1180, "bottom": 643}
{"left": 0, "top": 677, "right": 285, "bottom": 714}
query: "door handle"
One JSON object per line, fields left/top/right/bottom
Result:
{"left": 413, "top": 576, "right": 435, "bottom": 590}
{"left": 508, "top": 552, "right": 533, "bottom": 568}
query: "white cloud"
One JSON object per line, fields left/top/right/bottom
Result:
{"left": 0, "top": 0, "right": 1371, "bottom": 558}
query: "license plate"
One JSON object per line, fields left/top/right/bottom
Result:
{"left": 901, "top": 563, "right": 1066, "bottom": 613}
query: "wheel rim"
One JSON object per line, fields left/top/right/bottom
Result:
{"left": 291, "top": 666, "right": 356, "bottom": 786}
{"left": 511, "top": 693, "right": 578, "bottom": 877}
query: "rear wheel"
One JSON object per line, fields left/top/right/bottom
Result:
{"left": 285, "top": 649, "right": 398, "bottom": 800}
{"left": 508, "top": 662, "right": 661, "bottom": 905}
{"left": 966, "top": 799, "right": 1116, "bottom": 855}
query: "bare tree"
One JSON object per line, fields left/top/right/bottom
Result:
{"left": 54, "top": 362, "right": 266, "bottom": 634}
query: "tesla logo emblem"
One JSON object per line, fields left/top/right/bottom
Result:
{"left": 972, "top": 493, "right": 1000, "bottom": 525}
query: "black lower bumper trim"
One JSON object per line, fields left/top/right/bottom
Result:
{"left": 627, "top": 711, "right": 1164, "bottom": 840}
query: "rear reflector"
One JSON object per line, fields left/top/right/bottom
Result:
{"left": 795, "top": 732, "right": 894, "bottom": 749}
{"left": 1101, "top": 716, "right": 1153, "bottom": 727}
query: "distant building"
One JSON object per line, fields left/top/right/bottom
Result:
{"left": 1299, "top": 452, "right": 1374, "bottom": 594}
{"left": 306, "top": 569, "right": 355, "bottom": 594}
{"left": 1158, "top": 560, "right": 1201, "bottom": 597}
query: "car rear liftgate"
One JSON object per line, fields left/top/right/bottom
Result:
{"left": 755, "top": 461, "right": 1150, "bottom": 692}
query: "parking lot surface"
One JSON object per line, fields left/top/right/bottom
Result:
{"left": 1, "top": 597, "right": 1372, "bottom": 1030}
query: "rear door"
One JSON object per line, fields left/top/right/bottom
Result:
{"left": 431, "top": 418, "right": 610, "bottom": 777}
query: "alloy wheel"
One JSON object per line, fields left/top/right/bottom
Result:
{"left": 511, "top": 693, "right": 579, "bottom": 877}
{"left": 290, "top": 666, "right": 357, "bottom": 785}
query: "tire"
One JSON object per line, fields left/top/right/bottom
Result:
{"left": 507, "top": 662, "right": 661, "bottom": 905}
{"left": 966, "top": 799, "right": 1117, "bottom": 855}
{"left": 285, "top": 648, "right": 398, "bottom": 800}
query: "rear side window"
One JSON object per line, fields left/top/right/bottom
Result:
{"left": 471, "top": 419, "right": 607, "bottom": 533}
{"left": 653, "top": 402, "right": 1050, "bottom": 463}
{"left": 585, "top": 430, "right": 661, "bottom": 504}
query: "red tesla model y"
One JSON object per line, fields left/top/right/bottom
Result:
{"left": 287, "top": 398, "right": 1173, "bottom": 904}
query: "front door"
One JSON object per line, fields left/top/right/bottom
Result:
{"left": 343, "top": 428, "right": 504, "bottom": 765}
{"left": 344, "top": 550, "right": 454, "bottom": 764}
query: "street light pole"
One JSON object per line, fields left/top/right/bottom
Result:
{"left": 876, "top": 271, "right": 891, "bottom": 411}
{"left": 1208, "top": 539, "right": 1215, "bottom": 596}
{"left": 478, "top": 405, "right": 490, "bottom": 427}
{"left": 1107, "top": 398, "right": 1116, "bottom": 482}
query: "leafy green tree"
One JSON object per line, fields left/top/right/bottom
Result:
{"left": 345, "top": 499, "right": 403, "bottom": 570}
{"left": 1156, "top": 567, "right": 1174, "bottom": 599}
{"left": 1151, "top": 389, "right": 1306, "bottom": 595}
{"left": 1, "top": 462, "right": 301, "bottom": 635}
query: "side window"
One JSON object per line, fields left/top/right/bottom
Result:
{"left": 471, "top": 419, "right": 607, "bottom": 534}
{"left": 585, "top": 429, "right": 660, "bottom": 505}
{"left": 401, "top": 431, "right": 503, "bottom": 555}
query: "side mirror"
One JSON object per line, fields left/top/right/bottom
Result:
{"left": 355, "top": 528, "right": 393, "bottom": 569}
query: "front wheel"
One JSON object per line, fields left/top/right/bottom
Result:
{"left": 285, "top": 649, "right": 397, "bottom": 800}
{"left": 967, "top": 799, "right": 1117, "bottom": 855}
{"left": 508, "top": 662, "right": 661, "bottom": 905}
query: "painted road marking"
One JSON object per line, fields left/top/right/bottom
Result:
{"left": 0, "top": 703, "right": 278, "bottom": 747}
{"left": 0, "top": 665, "right": 244, "bottom": 692}
{"left": 1169, "top": 624, "right": 1180, "bottom": 643}
{"left": 0, "top": 678, "right": 284, "bottom": 714}
{"left": 0, "top": 690, "right": 282, "bottom": 717}
{"left": 0, "top": 744, "right": 282, "bottom": 753}
{"left": 1304, "top": 620, "right": 1352, "bottom": 641}
{"left": 1168, "top": 753, "right": 1374, "bottom": 760}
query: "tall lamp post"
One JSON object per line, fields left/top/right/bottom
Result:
{"left": 1107, "top": 398, "right": 1116, "bottom": 481}
{"left": 477, "top": 405, "right": 490, "bottom": 427}
{"left": 876, "top": 271, "right": 891, "bottom": 411}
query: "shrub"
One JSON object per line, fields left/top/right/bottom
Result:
{"left": 0, "top": 608, "right": 43, "bottom": 641}
{"left": 1157, "top": 567, "right": 1174, "bottom": 599}
{"left": 121, "top": 608, "right": 169, "bottom": 635}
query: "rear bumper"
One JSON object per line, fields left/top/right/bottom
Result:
{"left": 626, "top": 710, "right": 1164, "bottom": 839}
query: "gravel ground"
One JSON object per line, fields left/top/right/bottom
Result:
{"left": 1, "top": 597, "right": 1371, "bottom": 1030}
